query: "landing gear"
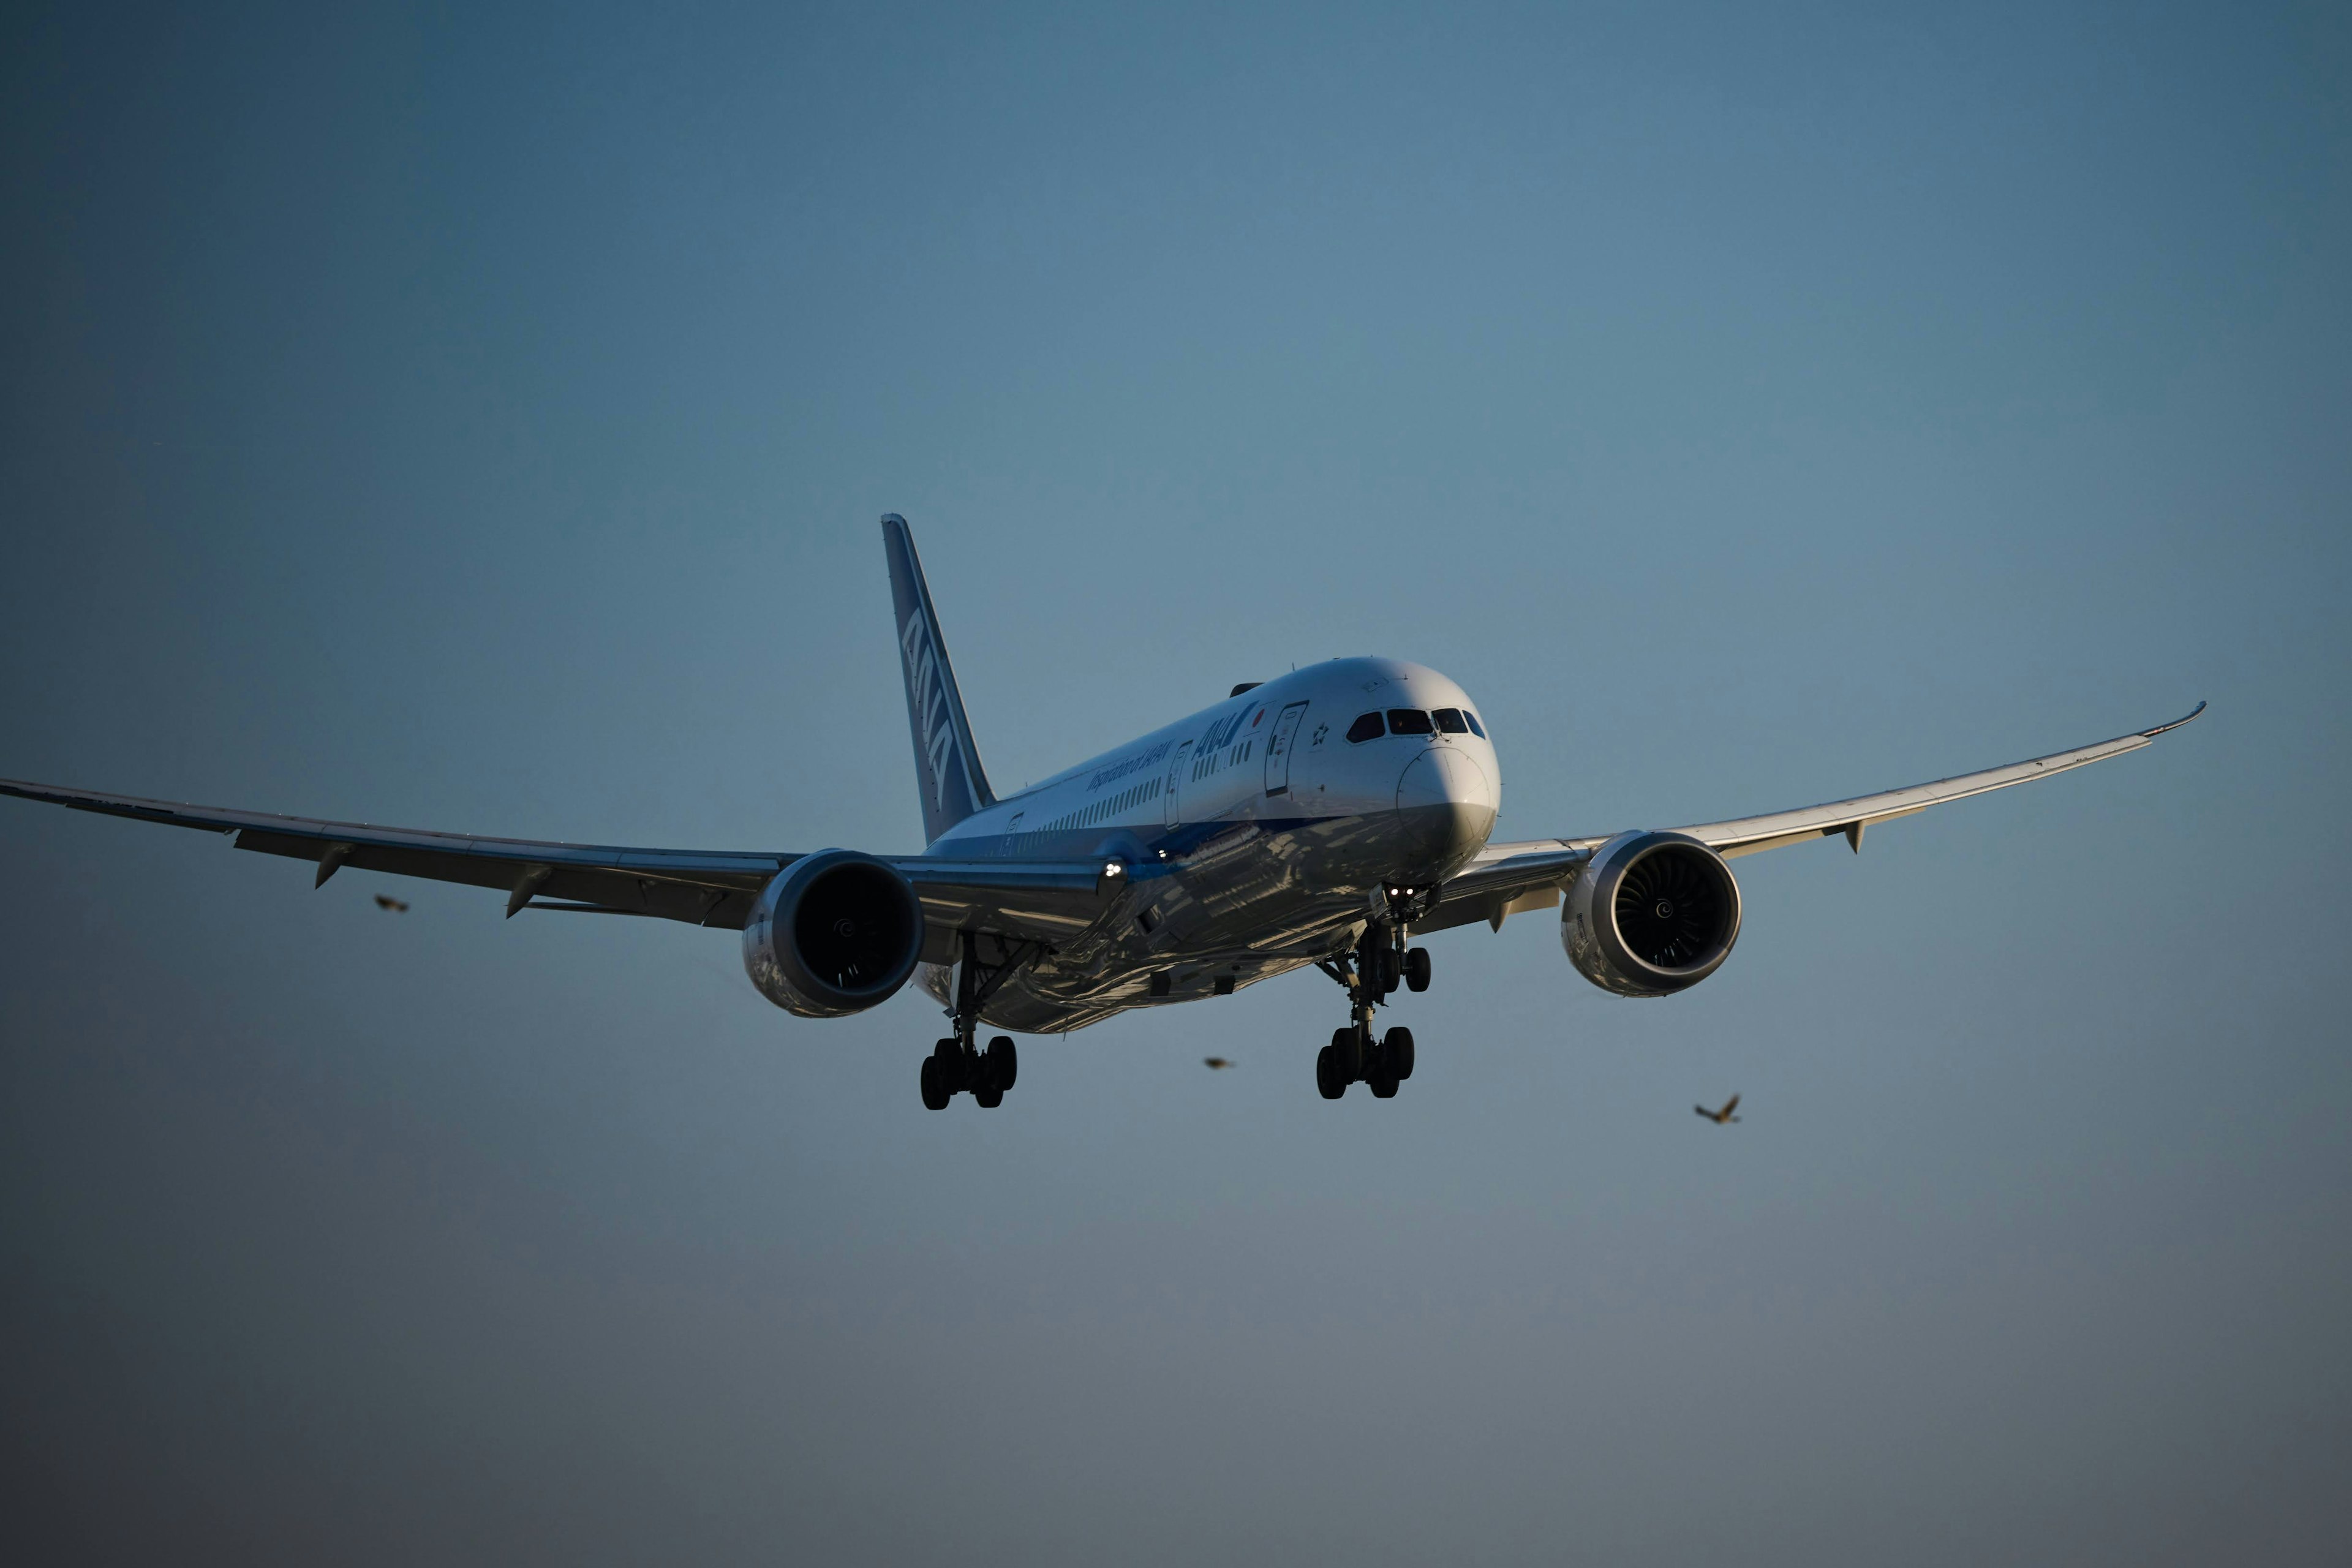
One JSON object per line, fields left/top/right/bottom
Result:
{"left": 919, "top": 1033, "right": 1018, "bottom": 1109}
{"left": 1384, "top": 1025, "right": 1415, "bottom": 1080}
{"left": 1310, "top": 914, "right": 1428, "bottom": 1101}
{"left": 918, "top": 934, "right": 1035, "bottom": 1110}
{"left": 1316, "top": 1032, "right": 1349, "bottom": 1099}
{"left": 1313, "top": 1023, "right": 1417, "bottom": 1100}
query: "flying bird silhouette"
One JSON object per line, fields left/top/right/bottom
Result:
{"left": 1203, "top": 1057, "right": 1233, "bottom": 1070}
{"left": 1695, "top": 1094, "right": 1741, "bottom": 1124}
{"left": 374, "top": 894, "right": 409, "bottom": 913}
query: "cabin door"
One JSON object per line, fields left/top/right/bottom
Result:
{"left": 1264, "top": 702, "right": 1310, "bottom": 797}
{"left": 1163, "top": 741, "right": 1192, "bottom": 825}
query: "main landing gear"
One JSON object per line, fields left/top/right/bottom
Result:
{"left": 1313, "top": 915, "right": 1431, "bottom": 1101}
{"left": 920, "top": 933, "right": 1035, "bottom": 1110}
{"left": 921, "top": 1034, "right": 1017, "bottom": 1110}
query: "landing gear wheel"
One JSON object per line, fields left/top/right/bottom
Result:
{"left": 1383, "top": 1026, "right": 1415, "bottom": 1082}
{"left": 1404, "top": 947, "right": 1431, "bottom": 992}
{"left": 1369, "top": 1067, "right": 1400, "bottom": 1098}
{"left": 919, "top": 1054, "right": 951, "bottom": 1110}
{"left": 1315, "top": 1044, "right": 1346, "bottom": 1099}
{"left": 1330, "top": 1027, "right": 1363, "bottom": 1080}
{"left": 984, "top": 1035, "right": 1018, "bottom": 1092}
{"left": 974, "top": 1084, "right": 1004, "bottom": 1109}
{"left": 932, "top": 1038, "right": 966, "bottom": 1094}
{"left": 1377, "top": 948, "right": 1403, "bottom": 996}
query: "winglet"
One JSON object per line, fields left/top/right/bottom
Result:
{"left": 2141, "top": 701, "right": 2206, "bottom": 739}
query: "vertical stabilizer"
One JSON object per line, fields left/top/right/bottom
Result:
{"left": 881, "top": 514, "right": 997, "bottom": 844}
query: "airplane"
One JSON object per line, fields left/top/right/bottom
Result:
{"left": 0, "top": 515, "right": 2204, "bottom": 1110}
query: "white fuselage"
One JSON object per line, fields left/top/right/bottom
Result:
{"left": 916, "top": 657, "right": 1501, "bottom": 1032}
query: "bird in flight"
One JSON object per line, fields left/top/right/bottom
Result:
{"left": 1204, "top": 1057, "right": 1234, "bottom": 1070}
{"left": 1695, "top": 1094, "right": 1740, "bottom": 1125}
{"left": 374, "top": 894, "right": 409, "bottom": 913}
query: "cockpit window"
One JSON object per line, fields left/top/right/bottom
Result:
{"left": 1432, "top": 707, "right": 1468, "bottom": 734}
{"left": 1387, "top": 708, "right": 1434, "bottom": 736}
{"left": 1345, "top": 711, "right": 1385, "bottom": 744}
{"left": 1463, "top": 710, "right": 1487, "bottom": 739}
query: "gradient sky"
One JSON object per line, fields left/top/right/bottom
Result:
{"left": 3, "top": 2, "right": 2347, "bottom": 1562}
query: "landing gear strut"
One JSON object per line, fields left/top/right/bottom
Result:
{"left": 1312, "top": 912, "right": 1428, "bottom": 1101}
{"left": 919, "top": 933, "right": 1032, "bottom": 1110}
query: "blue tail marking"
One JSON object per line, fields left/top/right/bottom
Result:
{"left": 881, "top": 514, "right": 996, "bottom": 845}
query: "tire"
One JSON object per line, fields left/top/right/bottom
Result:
{"left": 974, "top": 1084, "right": 1005, "bottom": 1109}
{"left": 1377, "top": 948, "right": 1403, "bottom": 995}
{"left": 985, "top": 1035, "right": 1018, "bottom": 1092}
{"left": 1384, "top": 1026, "right": 1415, "bottom": 1082}
{"left": 1315, "top": 1044, "right": 1346, "bottom": 1099}
{"left": 1404, "top": 946, "right": 1431, "bottom": 992}
{"left": 1368, "top": 1069, "right": 1399, "bottom": 1098}
{"left": 1330, "top": 1027, "right": 1361, "bottom": 1080}
{"left": 919, "top": 1055, "right": 951, "bottom": 1110}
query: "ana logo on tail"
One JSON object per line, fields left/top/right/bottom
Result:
{"left": 901, "top": 608, "right": 961, "bottom": 815}
{"left": 881, "top": 514, "right": 995, "bottom": 843}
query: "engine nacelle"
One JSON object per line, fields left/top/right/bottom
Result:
{"left": 1561, "top": 831, "right": 1743, "bottom": 998}
{"left": 742, "top": 850, "right": 927, "bottom": 1018}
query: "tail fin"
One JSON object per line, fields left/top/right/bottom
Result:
{"left": 881, "top": 514, "right": 997, "bottom": 844}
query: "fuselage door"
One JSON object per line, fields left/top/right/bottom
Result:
{"left": 1264, "top": 702, "right": 1310, "bottom": 797}
{"left": 1164, "top": 740, "right": 1193, "bottom": 825}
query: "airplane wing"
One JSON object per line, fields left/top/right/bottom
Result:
{"left": 1419, "top": 703, "right": 2204, "bottom": 933}
{"left": 0, "top": 777, "right": 1117, "bottom": 945}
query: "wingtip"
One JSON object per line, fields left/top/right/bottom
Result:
{"left": 2141, "top": 700, "right": 2207, "bottom": 739}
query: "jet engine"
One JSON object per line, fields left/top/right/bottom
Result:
{"left": 742, "top": 850, "right": 927, "bottom": 1017}
{"left": 1561, "top": 831, "right": 1743, "bottom": 998}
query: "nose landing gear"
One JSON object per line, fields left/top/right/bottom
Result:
{"left": 1312, "top": 912, "right": 1430, "bottom": 1100}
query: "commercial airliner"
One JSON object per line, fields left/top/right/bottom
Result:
{"left": 1, "top": 517, "right": 2203, "bottom": 1109}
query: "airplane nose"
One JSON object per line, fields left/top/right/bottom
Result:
{"left": 1395, "top": 745, "right": 1498, "bottom": 865}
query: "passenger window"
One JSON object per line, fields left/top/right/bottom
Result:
{"left": 1387, "top": 709, "right": 1433, "bottom": 736}
{"left": 1432, "top": 707, "right": 1468, "bottom": 734}
{"left": 1463, "top": 710, "right": 1487, "bottom": 739}
{"left": 1345, "top": 712, "right": 1385, "bottom": 744}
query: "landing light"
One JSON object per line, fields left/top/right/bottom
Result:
{"left": 1103, "top": 861, "right": 1126, "bottom": 878}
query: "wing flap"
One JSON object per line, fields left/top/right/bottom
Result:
{"left": 1419, "top": 703, "right": 2203, "bottom": 935}
{"left": 1418, "top": 840, "right": 1593, "bottom": 933}
{"left": 1, "top": 775, "right": 789, "bottom": 928}
{"left": 1675, "top": 704, "right": 2202, "bottom": 856}
{"left": 896, "top": 859, "right": 1119, "bottom": 944}
{"left": 2, "top": 775, "right": 1123, "bottom": 941}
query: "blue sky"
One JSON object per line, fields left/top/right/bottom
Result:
{"left": 2, "top": 3, "right": 2346, "bottom": 1561}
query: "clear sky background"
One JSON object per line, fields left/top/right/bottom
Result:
{"left": 2, "top": 2, "right": 2346, "bottom": 1562}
